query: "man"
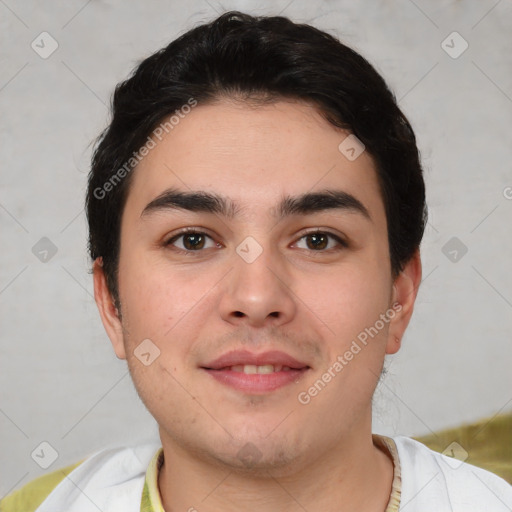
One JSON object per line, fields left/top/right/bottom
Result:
{"left": 2, "top": 10, "right": 511, "bottom": 512}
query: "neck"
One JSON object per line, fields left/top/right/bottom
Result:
{"left": 157, "top": 423, "right": 394, "bottom": 512}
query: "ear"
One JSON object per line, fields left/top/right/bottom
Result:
{"left": 92, "top": 257, "right": 126, "bottom": 359}
{"left": 385, "top": 249, "right": 422, "bottom": 355}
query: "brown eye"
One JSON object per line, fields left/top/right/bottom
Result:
{"left": 165, "top": 230, "right": 217, "bottom": 252}
{"left": 295, "top": 230, "right": 347, "bottom": 251}
{"left": 306, "top": 232, "right": 329, "bottom": 250}
{"left": 181, "top": 233, "right": 206, "bottom": 250}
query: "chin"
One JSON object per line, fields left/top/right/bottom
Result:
{"left": 208, "top": 443, "right": 300, "bottom": 476}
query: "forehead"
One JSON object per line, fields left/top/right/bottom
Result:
{"left": 122, "top": 99, "right": 386, "bottom": 227}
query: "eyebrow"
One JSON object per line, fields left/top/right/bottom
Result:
{"left": 140, "top": 187, "right": 372, "bottom": 222}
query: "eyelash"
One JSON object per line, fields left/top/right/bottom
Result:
{"left": 163, "top": 227, "right": 348, "bottom": 255}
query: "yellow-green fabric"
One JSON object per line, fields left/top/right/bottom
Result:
{"left": 0, "top": 460, "right": 84, "bottom": 512}
{"left": 141, "top": 447, "right": 165, "bottom": 512}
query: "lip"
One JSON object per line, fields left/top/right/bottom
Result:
{"left": 201, "top": 349, "right": 311, "bottom": 394}
{"left": 202, "top": 350, "right": 310, "bottom": 370}
{"left": 202, "top": 367, "right": 310, "bottom": 393}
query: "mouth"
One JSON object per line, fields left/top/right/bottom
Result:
{"left": 201, "top": 350, "right": 311, "bottom": 393}
{"left": 210, "top": 364, "right": 305, "bottom": 374}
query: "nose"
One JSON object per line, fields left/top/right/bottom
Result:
{"left": 218, "top": 237, "right": 297, "bottom": 328}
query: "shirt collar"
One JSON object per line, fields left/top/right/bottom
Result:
{"left": 140, "top": 447, "right": 165, "bottom": 512}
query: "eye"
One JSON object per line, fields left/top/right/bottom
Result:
{"left": 294, "top": 230, "right": 348, "bottom": 252}
{"left": 164, "top": 229, "right": 219, "bottom": 252}
{"left": 163, "top": 228, "right": 347, "bottom": 254}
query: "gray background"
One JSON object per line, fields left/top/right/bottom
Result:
{"left": 1, "top": 0, "right": 511, "bottom": 496}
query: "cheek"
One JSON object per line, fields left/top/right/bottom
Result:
{"left": 118, "top": 255, "right": 194, "bottom": 341}
{"left": 309, "top": 264, "right": 390, "bottom": 337}
{"left": 124, "top": 350, "right": 195, "bottom": 435}
{"left": 117, "top": 255, "right": 216, "bottom": 385}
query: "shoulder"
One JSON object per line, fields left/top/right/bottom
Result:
{"left": 391, "top": 435, "right": 512, "bottom": 511}
{"left": 0, "top": 443, "right": 161, "bottom": 512}
{"left": 0, "top": 460, "right": 83, "bottom": 512}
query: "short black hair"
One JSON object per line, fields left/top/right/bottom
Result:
{"left": 86, "top": 10, "right": 428, "bottom": 308}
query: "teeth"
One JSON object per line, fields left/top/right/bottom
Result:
{"left": 228, "top": 364, "right": 293, "bottom": 374}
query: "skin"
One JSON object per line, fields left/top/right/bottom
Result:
{"left": 93, "top": 98, "right": 422, "bottom": 511}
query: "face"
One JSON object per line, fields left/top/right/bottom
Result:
{"left": 94, "top": 98, "right": 420, "bottom": 474}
